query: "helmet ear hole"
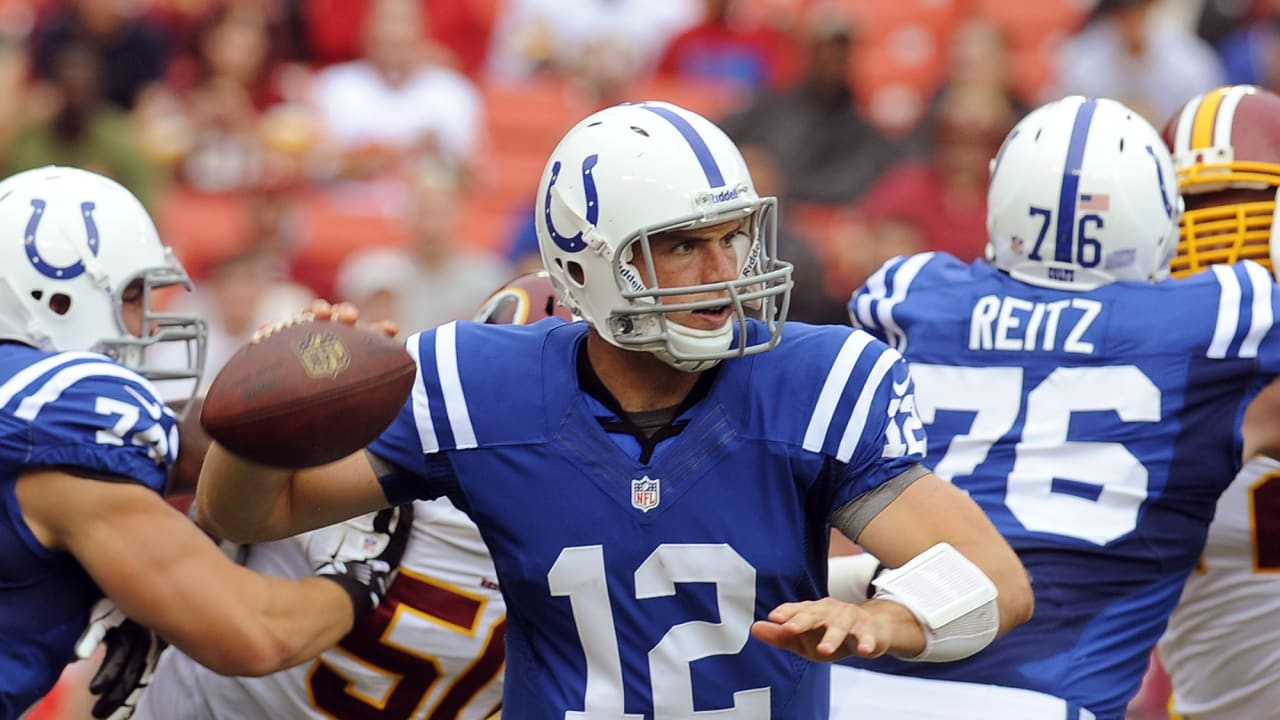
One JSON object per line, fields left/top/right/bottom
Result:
{"left": 30, "top": 289, "right": 42, "bottom": 301}
{"left": 566, "top": 260, "right": 586, "bottom": 287}
{"left": 48, "top": 293, "right": 71, "bottom": 316}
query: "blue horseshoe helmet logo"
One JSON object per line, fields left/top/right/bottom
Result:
{"left": 25, "top": 199, "right": 101, "bottom": 279}
{"left": 544, "top": 154, "right": 599, "bottom": 252}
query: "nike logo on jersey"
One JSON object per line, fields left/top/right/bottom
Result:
{"left": 892, "top": 376, "right": 911, "bottom": 397}
{"left": 969, "top": 296, "right": 1101, "bottom": 354}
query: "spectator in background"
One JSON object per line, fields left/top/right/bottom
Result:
{"left": 4, "top": 40, "right": 159, "bottom": 206}
{"left": 336, "top": 163, "right": 511, "bottom": 333}
{"left": 738, "top": 141, "right": 848, "bottom": 324}
{"left": 854, "top": 83, "right": 1016, "bottom": 264}
{"left": 30, "top": 0, "right": 172, "bottom": 112}
{"left": 718, "top": 8, "right": 899, "bottom": 205}
{"left": 485, "top": 0, "right": 698, "bottom": 81}
{"left": 655, "top": 0, "right": 798, "bottom": 93}
{"left": 333, "top": 242, "right": 416, "bottom": 328}
{"left": 1215, "top": 0, "right": 1280, "bottom": 88}
{"left": 1049, "top": 0, "right": 1224, "bottom": 124}
{"left": 309, "top": 0, "right": 483, "bottom": 186}
{"left": 140, "top": 2, "right": 312, "bottom": 194}
{"left": 0, "top": 0, "right": 31, "bottom": 158}
{"left": 300, "top": 0, "right": 496, "bottom": 78}
{"left": 900, "top": 17, "right": 1028, "bottom": 158}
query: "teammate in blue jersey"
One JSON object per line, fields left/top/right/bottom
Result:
{"left": 0, "top": 166, "right": 406, "bottom": 719}
{"left": 829, "top": 95, "right": 1280, "bottom": 720}
{"left": 196, "top": 101, "right": 1033, "bottom": 719}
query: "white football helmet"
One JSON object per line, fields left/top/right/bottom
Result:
{"left": 535, "top": 101, "right": 793, "bottom": 372}
{"left": 0, "top": 166, "right": 206, "bottom": 386}
{"left": 986, "top": 96, "right": 1183, "bottom": 290}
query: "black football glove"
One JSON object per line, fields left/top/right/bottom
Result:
{"left": 76, "top": 599, "right": 166, "bottom": 720}
{"left": 308, "top": 503, "right": 414, "bottom": 618}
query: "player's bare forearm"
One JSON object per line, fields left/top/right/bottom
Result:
{"left": 196, "top": 442, "right": 298, "bottom": 543}
{"left": 198, "top": 444, "right": 392, "bottom": 543}
{"left": 22, "top": 471, "right": 358, "bottom": 676}
{"left": 857, "top": 474, "right": 1034, "bottom": 635}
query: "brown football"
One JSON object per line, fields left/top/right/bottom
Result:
{"left": 201, "top": 320, "right": 416, "bottom": 468}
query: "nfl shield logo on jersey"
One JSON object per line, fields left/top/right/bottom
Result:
{"left": 631, "top": 476, "right": 660, "bottom": 513}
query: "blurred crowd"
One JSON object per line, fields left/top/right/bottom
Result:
{"left": 0, "top": 0, "right": 1267, "bottom": 370}
{"left": 6, "top": 1, "right": 1275, "bottom": 718}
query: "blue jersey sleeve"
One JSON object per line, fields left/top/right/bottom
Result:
{"left": 368, "top": 328, "right": 470, "bottom": 504}
{"left": 14, "top": 358, "right": 176, "bottom": 493}
{"left": 848, "top": 252, "right": 945, "bottom": 350}
{"left": 1202, "top": 261, "right": 1280, "bottom": 374}
{"left": 831, "top": 349, "right": 927, "bottom": 507}
{"left": 780, "top": 325, "right": 927, "bottom": 511}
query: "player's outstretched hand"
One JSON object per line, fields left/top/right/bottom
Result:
{"left": 307, "top": 503, "right": 415, "bottom": 619}
{"left": 76, "top": 599, "right": 166, "bottom": 720}
{"left": 750, "top": 597, "right": 891, "bottom": 663}
{"left": 290, "top": 299, "right": 399, "bottom": 340}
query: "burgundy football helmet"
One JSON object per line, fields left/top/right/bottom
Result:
{"left": 1162, "top": 85, "right": 1280, "bottom": 277}
{"left": 473, "top": 270, "right": 575, "bottom": 325}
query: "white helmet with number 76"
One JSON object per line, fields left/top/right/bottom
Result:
{"left": 986, "top": 96, "right": 1183, "bottom": 290}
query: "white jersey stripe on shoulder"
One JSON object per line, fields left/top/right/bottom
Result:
{"left": 434, "top": 322, "right": 477, "bottom": 450}
{"left": 1214, "top": 86, "right": 1250, "bottom": 148}
{"left": 874, "top": 252, "right": 934, "bottom": 352}
{"left": 836, "top": 346, "right": 902, "bottom": 464}
{"left": 0, "top": 351, "right": 104, "bottom": 409}
{"left": 405, "top": 332, "right": 439, "bottom": 454}
{"left": 1173, "top": 92, "right": 1200, "bottom": 153}
{"left": 1208, "top": 265, "right": 1242, "bottom": 359}
{"left": 14, "top": 362, "right": 154, "bottom": 421}
{"left": 1240, "top": 261, "right": 1273, "bottom": 358}
{"left": 803, "top": 331, "right": 875, "bottom": 454}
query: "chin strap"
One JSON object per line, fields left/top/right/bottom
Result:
{"left": 652, "top": 321, "right": 734, "bottom": 372}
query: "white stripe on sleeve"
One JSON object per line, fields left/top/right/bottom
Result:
{"left": 1208, "top": 265, "right": 1241, "bottom": 359}
{"left": 406, "top": 332, "right": 439, "bottom": 454}
{"left": 852, "top": 256, "right": 903, "bottom": 329}
{"left": 14, "top": 362, "right": 153, "bottom": 421}
{"left": 874, "top": 252, "right": 933, "bottom": 351}
{"left": 435, "top": 322, "right": 477, "bottom": 450}
{"left": 803, "top": 331, "right": 875, "bottom": 454}
{"left": 0, "top": 352, "right": 104, "bottom": 409}
{"left": 836, "top": 346, "right": 902, "bottom": 464}
{"left": 1240, "top": 261, "right": 1274, "bottom": 358}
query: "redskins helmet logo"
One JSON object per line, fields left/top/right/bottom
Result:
{"left": 294, "top": 331, "right": 351, "bottom": 380}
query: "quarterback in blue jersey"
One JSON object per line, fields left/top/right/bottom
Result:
{"left": 0, "top": 167, "right": 405, "bottom": 719}
{"left": 831, "top": 96, "right": 1280, "bottom": 720}
{"left": 197, "top": 101, "right": 1033, "bottom": 719}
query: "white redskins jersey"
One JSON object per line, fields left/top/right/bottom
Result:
{"left": 135, "top": 498, "right": 506, "bottom": 720}
{"left": 1158, "top": 454, "right": 1280, "bottom": 720}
